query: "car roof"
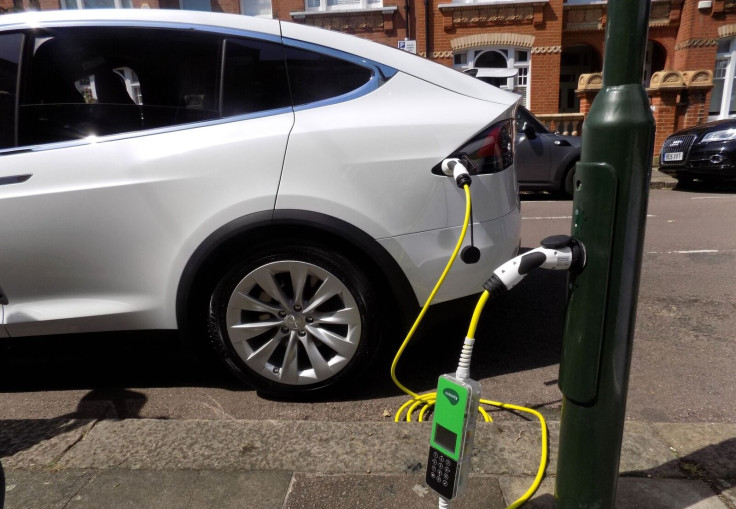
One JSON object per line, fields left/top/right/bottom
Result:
{"left": 1, "top": 9, "right": 519, "bottom": 108}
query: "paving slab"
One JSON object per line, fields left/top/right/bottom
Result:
{"left": 3, "top": 469, "right": 94, "bottom": 509}
{"left": 282, "top": 473, "right": 506, "bottom": 509}
{"left": 4, "top": 469, "right": 292, "bottom": 509}
{"left": 499, "top": 476, "right": 727, "bottom": 508}
{"left": 620, "top": 421, "right": 681, "bottom": 476}
{"left": 653, "top": 423, "right": 736, "bottom": 479}
{"left": 0, "top": 419, "right": 95, "bottom": 469}
{"left": 544, "top": 421, "right": 680, "bottom": 477}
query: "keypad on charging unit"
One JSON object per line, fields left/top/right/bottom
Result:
{"left": 426, "top": 447, "right": 457, "bottom": 499}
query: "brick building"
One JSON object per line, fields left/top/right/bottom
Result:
{"left": 4, "top": 0, "right": 736, "bottom": 152}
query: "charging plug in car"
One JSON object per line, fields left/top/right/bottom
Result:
{"left": 442, "top": 156, "right": 481, "bottom": 265}
{"left": 441, "top": 156, "right": 475, "bottom": 188}
{"left": 483, "top": 235, "right": 586, "bottom": 297}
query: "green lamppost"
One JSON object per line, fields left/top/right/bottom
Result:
{"left": 554, "top": 0, "right": 655, "bottom": 507}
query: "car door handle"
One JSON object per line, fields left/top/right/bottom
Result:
{"left": 0, "top": 174, "right": 32, "bottom": 186}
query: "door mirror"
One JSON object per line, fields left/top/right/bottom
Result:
{"left": 523, "top": 124, "right": 537, "bottom": 140}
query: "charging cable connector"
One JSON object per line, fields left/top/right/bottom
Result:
{"left": 483, "top": 235, "right": 586, "bottom": 298}
{"left": 441, "top": 158, "right": 473, "bottom": 189}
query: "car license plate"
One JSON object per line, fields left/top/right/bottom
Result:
{"left": 664, "top": 152, "right": 683, "bottom": 162}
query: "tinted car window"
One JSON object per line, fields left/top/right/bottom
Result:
{"left": 515, "top": 107, "right": 548, "bottom": 134}
{"left": 222, "top": 37, "right": 291, "bottom": 116}
{"left": 284, "top": 46, "right": 373, "bottom": 106}
{"left": 19, "top": 27, "right": 222, "bottom": 145}
{"left": 0, "top": 33, "right": 22, "bottom": 149}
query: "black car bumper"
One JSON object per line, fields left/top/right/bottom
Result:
{"left": 660, "top": 141, "right": 736, "bottom": 181}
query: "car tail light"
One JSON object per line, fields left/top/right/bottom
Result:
{"left": 433, "top": 118, "right": 515, "bottom": 176}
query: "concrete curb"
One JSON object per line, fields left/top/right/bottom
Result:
{"left": 2, "top": 419, "right": 735, "bottom": 508}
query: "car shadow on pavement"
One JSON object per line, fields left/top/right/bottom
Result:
{"left": 0, "top": 331, "right": 238, "bottom": 393}
{"left": 0, "top": 388, "right": 148, "bottom": 456}
{"left": 0, "top": 267, "right": 568, "bottom": 405}
{"left": 673, "top": 180, "right": 736, "bottom": 194}
{"left": 316, "top": 265, "right": 570, "bottom": 403}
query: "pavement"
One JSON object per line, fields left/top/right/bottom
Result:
{"left": 3, "top": 168, "right": 723, "bottom": 509}
{"left": 1, "top": 417, "right": 735, "bottom": 508}
{"left": 650, "top": 167, "right": 678, "bottom": 189}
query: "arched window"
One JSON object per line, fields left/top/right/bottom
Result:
{"left": 453, "top": 46, "right": 530, "bottom": 107}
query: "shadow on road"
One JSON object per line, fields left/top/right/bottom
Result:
{"left": 0, "top": 331, "right": 237, "bottom": 393}
{"left": 672, "top": 180, "right": 736, "bottom": 194}
{"left": 0, "top": 261, "right": 569, "bottom": 403}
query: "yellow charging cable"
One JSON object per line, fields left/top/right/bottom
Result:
{"left": 389, "top": 185, "right": 548, "bottom": 508}
{"left": 389, "top": 184, "right": 472, "bottom": 401}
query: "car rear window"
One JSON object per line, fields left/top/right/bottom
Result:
{"left": 284, "top": 46, "right": 373, "bottom": 107}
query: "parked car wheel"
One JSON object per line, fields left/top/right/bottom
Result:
{"left": 562, "top": 163, "right": 577, "bottom": 197}
{"left": 208, "top": 241, "right": 381, "bottom": 396}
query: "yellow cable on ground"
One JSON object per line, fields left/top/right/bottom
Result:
{"left": 390, "top": 233, "right": 549, "bottom": 506}
{"left": 390, "top": 184, "right": 472, "bottom": 405}
{"left": 481, "top": 399, "right": 548, "bottom": 509}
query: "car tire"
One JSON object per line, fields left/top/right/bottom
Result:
{"left": 562, "top": 164, "right": 577, "bottom": 198}
{"left": 208, "top": 240, "right": 382, "bottom": 398}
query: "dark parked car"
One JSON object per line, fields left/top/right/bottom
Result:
{"left": 515, "top": 106, "right": 582, "bottom": 197}
{"left": 659, "top": 118, "right": 736, "bottom": 185}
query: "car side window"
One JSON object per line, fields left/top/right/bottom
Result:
{"left": 222, "top": 37, "right": 291, "bottom": 116}
{"left": 515, "top": 107, "right": 548, "bottom": 135}
{"left": 284, "top": 46, "right": 373, "bottom": 107}
{"left": 0, "top": 33, "right": 23, "bottom": 150}
{"left": 18, "top": 27, "right": 222, "bottom": 146}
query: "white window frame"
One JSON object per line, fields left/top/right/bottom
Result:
{"left": 305, "top": 0, "right": 382, "bottom": 13}
{"left": 453, "top": 46, "right": 530, "bottom": 107}
{"left": 242, "top": 0, "right": 273, "bottom": 17}
{"left": 710, "top": 37, "right": 736, "bottom": 120}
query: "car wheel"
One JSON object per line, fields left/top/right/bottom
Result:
{"left": 208, "top": 241, "right": 381, "bottom": 397}
{"left": 562, "top": 164, "right": 577, "bottom": 198}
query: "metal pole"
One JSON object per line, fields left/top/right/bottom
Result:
{"left": 554, "top": 0, "right": 655, "bottom": 507}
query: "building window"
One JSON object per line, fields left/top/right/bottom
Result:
{"left": 180, "top": 0, "right": 212, "bottom": 11}
{"left": 61, "top": 0, "right": 131, "bottom": 7}
{"left": 453, "top": 46, "right": 530, "bottom": 107}
{"left": 306, "top": 0, "right": 381, "bottom": 12}
{"left": 710, "top": 38, "right": 736, "bottom": 119}
{"left": 242, "top": 0, "right": 272, "bottom": 17}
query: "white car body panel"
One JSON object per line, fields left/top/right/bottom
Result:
{"left": 0, "top": 10, "right": 521, "bottom": 336}
{"left": 0, "top": 114, "right": 293, "bottom": 336}
{"left": 278, "top": 72, "right": 520, "bottom": 302}
{"left": 278, "top": 72, "right": 518, "bottom": 237}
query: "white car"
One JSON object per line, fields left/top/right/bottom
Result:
{"left": 0, "top": 10, "right": 521, "bottom": 396}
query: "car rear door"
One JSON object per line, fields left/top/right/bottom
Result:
{"left": 0, "top": 25, "right": 294, "bottom": 336}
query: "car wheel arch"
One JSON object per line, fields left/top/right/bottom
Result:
{"left": 175, "top": 209, "right": 418, "bottom": 338}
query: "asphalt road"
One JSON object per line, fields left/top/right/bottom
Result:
{"left": 1, "top": 185, "right": 734, "bottom": 424}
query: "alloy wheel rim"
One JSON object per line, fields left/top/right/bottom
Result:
{"left": 225, "top": 260, "right": 362, "bottom": 385}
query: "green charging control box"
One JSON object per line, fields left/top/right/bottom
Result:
{"left": 426, "top": 374, "right": 481, "bottom": 500}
